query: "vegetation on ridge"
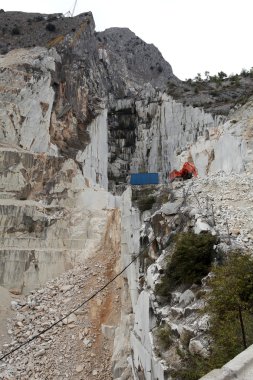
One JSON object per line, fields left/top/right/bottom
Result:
{"left": 167, "top": 66, "right": 253, "bottom": 115}
{"left": 155, "top": 232, "right": 217, "bottom": 297}
{"left": 170, "top": 250, "right": 253, "bottom": 380}
{"left": 152, "top": 231, "right": 253, "bottom": 379}
{"left": 205, "top": 251, "right": 253, "bottom": 368}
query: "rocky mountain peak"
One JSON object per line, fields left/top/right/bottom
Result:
{"left": 0, "top": 11, "right": 94, "bottom": 54}
{"left": 98, "top": 26, "right": 178, "bottom": 88}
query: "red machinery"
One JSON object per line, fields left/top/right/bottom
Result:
{"left": 169, "top": 162, "right": 198, "bottom": 182}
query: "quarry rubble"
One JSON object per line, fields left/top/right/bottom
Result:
{"left": 0, "top": 209, "right": 121, "bottom": 380}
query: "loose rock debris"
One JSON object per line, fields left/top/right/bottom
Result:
{"left": 0, "top": 246, "right": 121, "bottom": 380}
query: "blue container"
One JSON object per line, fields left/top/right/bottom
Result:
{"left": 130, "top": 173, "right": 159, "bottom": 185}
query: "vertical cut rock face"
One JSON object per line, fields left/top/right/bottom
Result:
{"left": 0, "top": 142, "right": 116, "bottom": 293}
{"left": 108, "top": 90, "right": 253, "bottom": 192}
{"left": 0, "top": 41, "right": 116, "bottom": 293}
{"left": 0, "top": 48, "right": 56, "bottom": 153}
{"left": 107, "top": 90, "right": 223, "bottom": 191}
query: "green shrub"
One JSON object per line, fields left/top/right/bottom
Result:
{"left": 46, "top": 23, "right": 56, "bottom": 32}
{"left": 132, "top": 187, "right": 156, "bottom": 212}
{"left": 210, "top": 90, "right": 219, "bottom": 97}
{"left": 194, "top": 73, "right": 202, "bottom": 82}
{"left": 156, "top": 325, "right": 173, "bottom": 350}
{"left": 11, "top": 26, "right": 20, "bottom": 35}
{"left": 218, "top": 71, "right": 227, "bottom": 80}
{"left": 194, "top": 86, "right": 199, "bottom": 94}
{"left": 229, "top": 74, "right": 240, "bottom": 86}
{"left": 34, "top": 15, "right": 44, "bottom": 22}
{"left": 205, "top": 251, "right": 253, "bottom": 366}
{"left": 173, "top": 251, "right": 253, "bottom": 379}
{"left": 185, "top": 78, "right": 193, "bottom": 85}
{"left": 208, "top": 251, "right": 253, "bottom": 314}
{"left": 171, "top": 349, "right": 211, "bottom": 380}
{"left": 240, "top": 68, "right": 249, "bottom": 77}
{"left": 137, "top": 195, "right": 156, "bottom": 212}
{"left": 155, "top": 233, "right": 216, "bottom": 297}
{"left": 155, "top": 281, "right": 172, "bottom": 298}
{"left": 170, "top": 232, "right": 216, "bottom": 287}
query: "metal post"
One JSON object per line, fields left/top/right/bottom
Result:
{"left": 72, "top": 0, "right": 78, "bottom": 16}
{"left": 238, "top": 305, "right": 247, "bottom": 349}
{"left": 225, "top": 219, "right": 231, "bottom": 245}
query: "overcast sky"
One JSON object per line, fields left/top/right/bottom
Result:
{"left": 1, "top": 0, "right": 252, "bottom": 80}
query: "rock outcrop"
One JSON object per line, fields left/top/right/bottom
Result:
{"left": 108, "top": 89, "right": 222, "bottom": 191}
{"left": 0, "top": 48, "right": 57, "bottom": 153}
{"left": 98, "top": 27, "right": 177, "bottom": 89}
{"left": 118, "top": 172, "right": 253, "bottom": 378}
{"left": 0, "top": 45, "right": 117, "bottom": 294}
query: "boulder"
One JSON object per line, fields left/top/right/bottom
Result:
{"left": 76, "top": 364, "right": 84, "bottom": 373}
{"left": 184, "top": 305, "right": 199, "bottom": 317}
{"left": 178, "top": 289, "right": 195, "bottom": 307}
{"left": 146, "top": 264, "right": 160, "bottom": 289}
{"left": 170, "top": 307, "right": 184, "bottom": 318}
{"left": 66, "top": 313, "right": 77, "bottom": 324}
{"left": 189, "top": 338, "right": 209, "bottom": 358}
{"left": 60, "top": 285, "right": 73, "bottom": 292}
{"left": 9, "top": 288, "right": 22, "bottom": 295}
{"left": 194, "top": 219, "right": 212, "bottom": 234}
{"left": 101, "top": 324, "right": 116, "bottom": 339}
{"left": 161, "top": 200, "right": 182, "bottom": 216}
{"left": 197, "top": 315, "right": 210, "bottom": 331}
